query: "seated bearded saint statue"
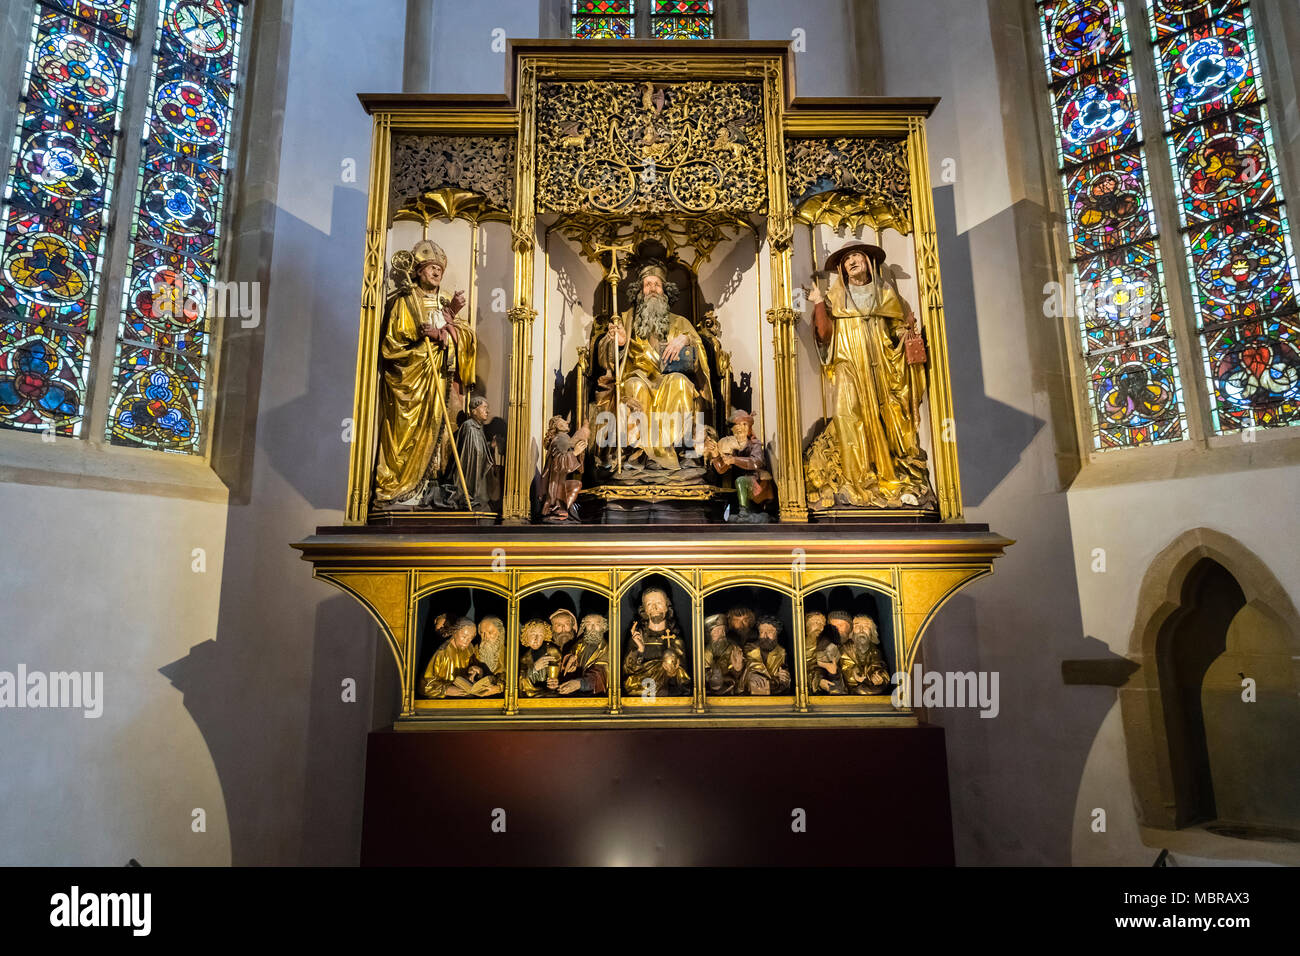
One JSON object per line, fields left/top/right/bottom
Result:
{"left": 594, "top": 264, "right": 713, "bottom": 482}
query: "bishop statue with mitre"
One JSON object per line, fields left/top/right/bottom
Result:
{"left": 373, "top": 239, "right": 476, "bottom": 508}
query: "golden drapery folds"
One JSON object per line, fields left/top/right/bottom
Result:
{"left": 420, "top": 638, "right": 474, "bottom": 699}
{"left": 805, "top": 276, "right": 936, "bottom": 511}
{"left": 597, "top": 308, "right": 712, "bottom": 472}
{"left": 373, "top": 289, "right": 477, "bottom": 506}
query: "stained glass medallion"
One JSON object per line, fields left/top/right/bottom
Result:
{"left": 1186, "top": 210, "right": 1297, "bottom": 327}
{"left": 1077, "top": 242, "right": 1170, "bottom": 351}
{"left": 1052, "top": 63, "right": 1141, "bottom": 167}
{"left": 1087, "top": 340, "right": 1186, "bottom": 447}
{"left": 1155, "top": 14, "right": 1260, "bottom": 130}
{"left": 1147, "top": 0, "right": 1244, "bottom": 40}
{"left": 42, "top": 0, "right": 138, "bottom": 36}
{"left": 1172, "top": 106, "right": 1277, "bottom": 227}
{"left": 1202, "top": 317, "right": 1300, "bottom": 431}
{"left": 1065, "top": 149, "right": 1155, "bottom": 256}
{"left": 1039, "top": 0, "right": 1127, "bottom": 83}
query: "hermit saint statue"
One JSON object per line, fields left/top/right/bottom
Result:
{"left": 803, "top": 243, "right": 935, "bottom": 510}
{"left": 595, "top": 263, "right": 712, "bottom": 480}
{"left": 623, "top": 586, "right": 690, "bottom": 696}
{"left": 373, "top": 239, "right": 476, "bottom": 509}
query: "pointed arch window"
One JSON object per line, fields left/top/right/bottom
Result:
{"left": 1035, "top": 0, "right": 1298, "bottom": 449}
{"left": 0, "top": 0, "right": 249, "bottom": 455}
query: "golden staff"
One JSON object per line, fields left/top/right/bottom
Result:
{"left": 592, "top": 238, "right": 635, "bottom": 473}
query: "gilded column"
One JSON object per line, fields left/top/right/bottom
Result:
{"left": 907, "top": 116, "right": 964, "bottom": 520}
{"left": 345, "top": 112, "right": 394, "bottom": 523}
{"left": 503, "top": 60, "right": 540, "bottom": 523}
{"left": 691, "top": 570, "right": 705, "bottom": 714}
{"left": 762, "top": 61, "right": 808, "bottom": 523}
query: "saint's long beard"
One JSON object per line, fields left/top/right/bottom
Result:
{"left": 633, "top": 293, "right": 672, "bottom": 341}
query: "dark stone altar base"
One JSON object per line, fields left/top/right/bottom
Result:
{"left": 360, "top": 726, "right": 955, "bottom": 866}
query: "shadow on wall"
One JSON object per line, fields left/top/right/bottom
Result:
{"left": 930, "top": 183, "right": 1042, "bottom": 505}
{"left": 916, "top": 187, "right": 1109, "bottom": 864}
{"left": 164, "top": 185, "right": 387, "bottom": 865}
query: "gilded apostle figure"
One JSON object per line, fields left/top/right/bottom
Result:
{"left": 595, "top": 263, "right": 712, "bottom": 479}
{"left": 373, "top": 240, "right": 477, "bottom": 509}
{"left": 803, "top": 243, "right": 935, "bottom": 510}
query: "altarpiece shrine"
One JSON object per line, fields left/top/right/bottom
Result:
{"left": 294, "top": 41, "right": 1010, "bottom": 732}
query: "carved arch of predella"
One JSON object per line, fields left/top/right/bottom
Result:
{"left": 1121, "top": 527, "right": 1300, "bottom": 834}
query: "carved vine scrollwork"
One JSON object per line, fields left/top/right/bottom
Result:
{"left": 548, "top": 211, "right": 757, "bottom": 273}
{"left": 786, "top": 136, "right": 913, "bottom": 234}
{"left": 390, "top": 135, "right": 516, "bottom": 218}
{"left": 536, "top": 80, "right": 768, "bottom": 215}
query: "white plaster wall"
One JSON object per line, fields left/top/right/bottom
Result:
{"left": 0, "top": 485, "right": 231, "bottom": 865}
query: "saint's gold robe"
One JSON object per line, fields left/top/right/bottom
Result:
{"left": 420, "top": 638, "right": 474, "bottom": 699}
{"left": 373, "top": 287, "right": 476, "bottom": 505}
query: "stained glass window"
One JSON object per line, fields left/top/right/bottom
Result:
{"left": 651, "top": 0, "right": 714, "bottom": 39}
{"left": 106, "top": 0, "right": 245, "bottom": 452}
{"left": 1038, "top": 0, "right": 1188, "bottom": 448}
{"left": 570, "top": 1, "right": 715, "bottom": 39}
{"left": 572, "top": 1, "right": 636, "bottom": 38}
{"left": 1147, "top": 0, "right": 1299, "bottom": 432}
{"left": 0, "top": 2, "right": 137, "bottom": 437}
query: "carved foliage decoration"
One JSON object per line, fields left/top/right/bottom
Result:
{"left": 390, "top": 135, "right": 515, "bottom": 217}
{"left": 549, "top": 212, "right": 756, "bottom": 273}
{"left": 786, "top": 136, "right": 913, "bottom": 234}
{"left": 536, "top": 80, "right": 767, "bottom": 215}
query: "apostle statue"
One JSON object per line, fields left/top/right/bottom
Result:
{"left": 622, "top": 586, "right": 691, "bottom": 696}
{"left": 705, "top": 409, "right": 774, "bottom": 523}
{"left": 444, "top": 396, "right": 501, "bottom": 512}
{"left": 466, "top": 616, "right": 505, "bottom": 698}
{"left": 420, "top": 616, "right": 497, "bottom": 699}
{"left": 519, "top": 619, "right": 564, "bottom": 698}
{"left": 802, "top": 242, "right": 935, "bottom": 511}
{"left": 540, "top": 415, "right": 589, "bottom": 522}
{"left": 842, "top": 613, "right": 892, "bottom": 695}
{"left": 373, "top": 239, "right": 476, "bottom": 509}
{"left": 557, "top": 612, "right": 610, "bottom": 697}
{"left": 595, "top": 263, "right": 712, "bottom": 478}
{"left": 804, "top": 610, "right": 845, "bottom": 695}
{"left": 741, "top": 614, "right": 792, "bottom": 696}
{"left": 703, "top": 612, "right": 746, "bottom": 695}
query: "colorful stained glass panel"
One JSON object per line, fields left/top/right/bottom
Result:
{"left": 654, "top": 1, "right": 712, "bottom": 12}
{"left": 1201, "top": 317, "right": 1300, "bottom": 431}
{"left": 0, "top": 207, "right": 104, "bottom": 332}
{"left": 8, "top": 107, "right": 117, "bottom": 223}
{"left": 1172, "top": 106, "right": 1278, "bottom": 227}
{"left": 574, "top": 1, "right": 634, "bottom": 12}
{"left": 1051, "top": 63, "right": 1140, "bottom": 167}
{"left": 132, "top": 151, "right": 224, "bottom": 258}
{"left": 572, "top": 16, "right": 635, "bottom": 38}
{"left": 106, "top": 344, "right": 204, "bottom": 450}
{"left": 1148, "top": 0, "right": 1244, "bottom": 40}
{"left": 1038, "top": 0, "right": 1127, "bottom": 83}
{"left": 120, "top": 243, "right": 212, "bottom": 356}
{"left": 144, "top": 64, "right": 236, "bottom": 170}
{"left": 157, "top": 0, "right": 244, "bottom": 87}
{"left": 0, "top": 319, "right": 91, "bottom": 436}
{"left": 1186, "top": 210, "right": 1298, "bottom": 327}
{"left": 42, "top": 0, "right": 139, "bottom": 36}
{"left": 650, "top": 16, "right": 713, "bottom": 39}
{"left": 1087, "top": 340, "right": 1186, "bottom": 447}
{"left": 1077, "top": 242, "right": 1169, "bottom": 351}
{"left": 1155, "top": 15, "right": 1260, "bottom": 130}
{"left": 22, "top": 10, "right": 132, "bottom": 135}
{"left": 1064, "top": 149, "right": 1155, "bottom": 256}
